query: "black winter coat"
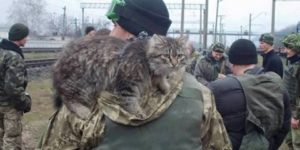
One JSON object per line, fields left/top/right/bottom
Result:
{"left": 262, "top": 50, "right": 283, "bottom": 78}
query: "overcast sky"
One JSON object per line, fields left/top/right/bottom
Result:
{"left": 0, "top": 0, "right": 299, "bottom": 45}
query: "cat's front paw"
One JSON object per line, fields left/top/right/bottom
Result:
{"left": 158, "top": 82, "right": 170, "bottom": 94}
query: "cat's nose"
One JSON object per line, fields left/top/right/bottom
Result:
{"left": 171, "top": 59, "right": 178, "bottom": 67}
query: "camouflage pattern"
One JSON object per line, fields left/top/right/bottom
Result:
{"left": 291, "top": 128, "right": 300, "bottom": 149}
{"left": 283, "top": 51, "right": 300, "bottom": 150}
{"left": 38, "top": 72, "right": 232, "bottom": 150}
{"left": 0, "top": 48, "right": 29, "bottom": 149}
{"left": 211, "top": 42, "right": 225, "bottom": 53}
{"left": 0, "top": 106, "right": 23, "bottom": 150}
{"left": 286, "top": 128, "right": 300, "bottom": 150}
{"left": 193, "top": 52, "right": 231, "bottom": 85}
{"left": 259, "top": 33, "right": 274, "bottom": 46}
{"left": 282, "top": 33, "right": 300, "bottom": 53}
{"left": 282, "top": 34, "right": 300, "bottom": 150}
{"left": 198, "top": 78, "right": 232, "bottom": 150}
{"left": 0, "top": 48, "right": 28, "bottom": 107}
{"left": 283, "top": 60, "right": 300, "bottom": 119}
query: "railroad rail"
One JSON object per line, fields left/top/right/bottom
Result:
{"left": 23, "top": 47, "right": 62, "bottom": 53}
{"left": 25, "top": 58, "right": 57, "bottom": 68}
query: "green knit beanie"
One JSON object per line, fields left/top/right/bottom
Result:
{"left": 8, "top": 23, "right": 29, "bottom": 41}
{"left": 259, "top": 33, "right": 274, "bottom": 46}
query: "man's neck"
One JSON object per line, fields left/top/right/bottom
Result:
{"left": 12, "top": 41, "right": 21, "bottom": 47}
{"left": 264, "top": 46, "right": 273, "bottom": 54}
{"left": 233, "top": 64, "right": 256, "bottom": 76}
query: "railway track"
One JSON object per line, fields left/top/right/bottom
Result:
{"left": 23, "top": 47, "right": 62, "bottom": 53}
{"left": 25, "top": 58, "right": 57, "bottom": 68}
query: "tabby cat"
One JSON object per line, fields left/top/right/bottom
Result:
{"left": 53, "top": 34, "right": 188, "bottom": 119}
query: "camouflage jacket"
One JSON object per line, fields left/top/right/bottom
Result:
{"left": 194, "top": 52, "right": 231, "bottom": 85}
{"left": 0, "top": 47, "right": 28, "bottom": 106}
{"left": 283, "top": 58, "right": 300, "bottom": 119}
{"left": 38, "top": 73, "right": 232, "bottom": 150}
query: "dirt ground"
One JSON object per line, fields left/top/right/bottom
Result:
{"left": 23, "top": 79, "right": 54, "bottom": 150}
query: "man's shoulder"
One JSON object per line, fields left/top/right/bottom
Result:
{"left": 289, "top": 61, "right": 300, "bottom": 77}
{"left": 268, "top": 51, "right": 282, "bottom": 61}
{"left": 237, "top": 72, "right": 282, "bottom": 90}
{"left": 197, "top": 55, "right": 212, "bottom": 64}
{"left": 0, "top": 49, "right": 22, "bottom": 60}
{"left": 208, "top": 76, "right": 240, "bottom": 92}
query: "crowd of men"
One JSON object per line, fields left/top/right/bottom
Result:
{"left": 0, "top": 0, "right": 300, "bottom": 149}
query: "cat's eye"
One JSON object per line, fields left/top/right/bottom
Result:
{"left": 160, "top": 54, "right": 169, "bottom": 58}
{"left": 178, "top": 54, "right": 185, "bottom": 59}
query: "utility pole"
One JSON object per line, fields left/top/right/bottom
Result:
{"left": 180, "top": 0, "right": 185, "bottom": 36}
{"left": 271, "top": 0, "right": 276, "bottom": 35}
{"left": 219, "top": 15, "right": 225, "bottom": 43}
{"left": 214, "top": 0, "right": 220, "bottom": 43}
{"left": 82, "top": 8, "right": 85, "bottom": 36}
{"left": 62, "top": 6, "right": 66, "bottom": 40}
{"left": 74, "top": 18, "right": 78, "bottom": 33}
{"left": 203, "top": 0, "right": 209, "bottom": 49}
{"left": 199, "top": 4, "right": 203, "bottom": 48}
{"left": 240, "top": 26, "right": 243, "bottom": 38}
{"left": 297, "top": 22, "right": 300, "bottom": 33}
{"left": 249, "top": 13, "right": 252, "bottom": 40}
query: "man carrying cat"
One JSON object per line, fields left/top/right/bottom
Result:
{"left": 38, "top": 0, "right": 231, "bottom": 149}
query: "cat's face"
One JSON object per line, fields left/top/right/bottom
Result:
{"left": 147, "top": 34, "right": 188, "bottom": 75}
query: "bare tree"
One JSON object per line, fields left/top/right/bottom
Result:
{"left": 94, "top": 19, "right": 111, "bottom": 29}
{"left": 8, "top": 0, "right": 47, "bottom": 36}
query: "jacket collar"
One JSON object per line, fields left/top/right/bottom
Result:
{"left": 0, "top": 39, "right": 24, "bottom": 58}
{"left": 288, "top": 54, "right": 300, "bottom": 64}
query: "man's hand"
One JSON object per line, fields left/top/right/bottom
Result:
{"left": 217, "top": 73, "right": 226, "bottom": 79}
{"left": 291, "top": 118, "right": 299, "bottom": 129}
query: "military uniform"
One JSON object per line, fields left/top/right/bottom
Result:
{"left": 0, "top": 23, "right": 31, "bottom": 149}
{"left": 38, "top": 72, "right": 232, "bottom": 150}
{"left": 0, "top": 44, "right": 29, "bottom": 149}
{"left": 194, "top": 52, "right": 231, "bottom": 85}
{"left": 282, "top": 33, "right": 300, "bottom": 150}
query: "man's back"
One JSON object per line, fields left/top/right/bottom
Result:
{"left": 209, "top": 71, "right": 290, "bottom": 150}
{"left": 208, "top": 76, "right": 246, "bottom": 150}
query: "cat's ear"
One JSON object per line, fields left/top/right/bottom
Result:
{"left": 152, "top": 34, "right": 162, "bottom": 40}
{"left": 150, "top": 34, "right": 164, "bottom": 45}
{"left": 151, "top": 34, "right": 165, "bottom": 44}
{"left": 177, "top": 35, "right": 188, "bottom": 45}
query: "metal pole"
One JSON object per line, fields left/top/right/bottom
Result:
{"left": 62, "top": 6, "right": 66, "bottom": 40}
{"left": 240, "top": 26, "right": 243, "bottom": 38}
{"left": 214, "top": 0, "right": 220, "bottom": 43}
{"left": 271, "top": 0, "right": 276, "bottom": 34}
{"left": 75, "top": 18, "right": 78, "bottom": 33}
{"left": 297, "top": 22, "right": 300, "bottom": 33}
{"left": 219, "top": 15, "right": 224, "bottom": 43}
{"left": 82, "top": 8, "right": 85, "bottom": 36}
{"left": 203, "top": 0, "right": 209, "bottom": 49}
{"left": 199, "top": 4, "right": 203, "bottom": 48}
{"left": 249, "top": 13, "right": 252, "bottom": 40}
{"left": 180, "top": 0, "right": 185, "bottom": 36}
